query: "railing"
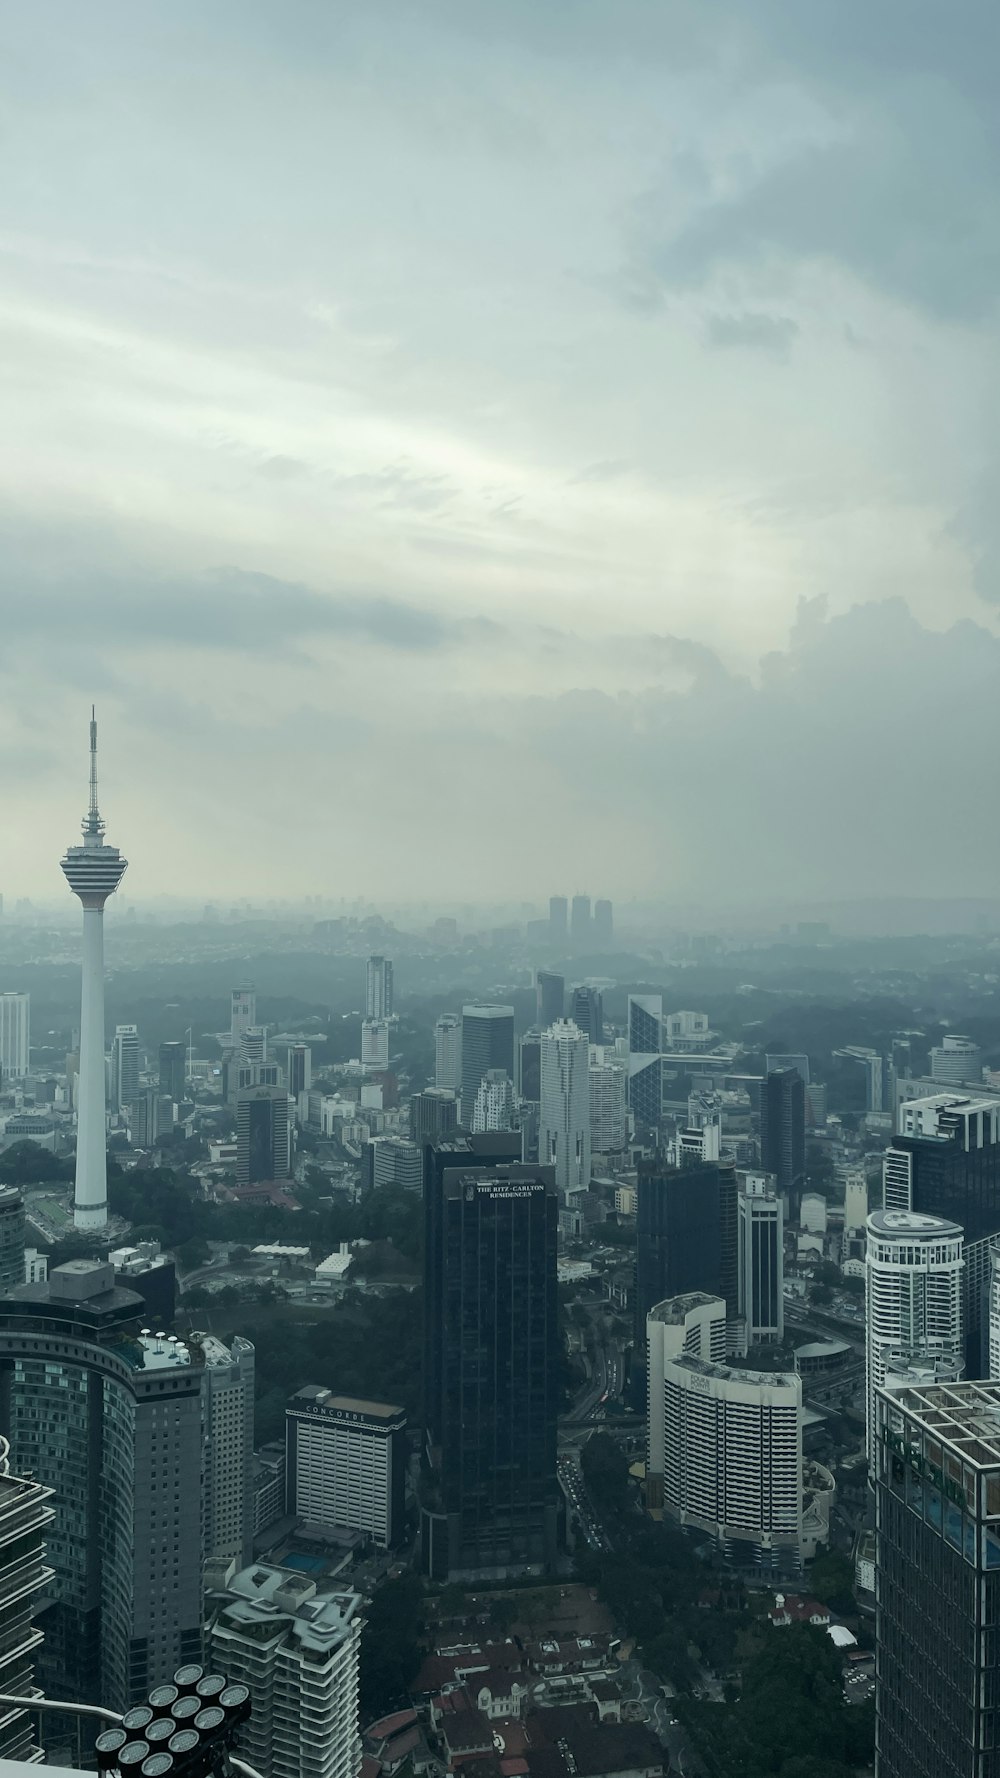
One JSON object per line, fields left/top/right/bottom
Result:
{"left": 0, "top": 1694, "right": 266, "bottom": 1778}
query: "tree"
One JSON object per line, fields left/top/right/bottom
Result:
{"left": 807, "top": 1551, "right": 857, "bottom": 1615}
{"left": 489, "top": 1596, "right": 517, "bottom": 1635}
{"left": 360, "top": 1574, "right": 425, "bottom": 1720}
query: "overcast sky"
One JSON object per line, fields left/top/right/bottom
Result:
{"left": 4, "top": 1, "right": 1000, "bottom": 910}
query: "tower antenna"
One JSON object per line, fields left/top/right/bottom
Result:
{"left": 89, "top": 705, "right": 99, "bottom": 819}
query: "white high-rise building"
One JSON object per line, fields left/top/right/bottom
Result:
{"left": 471, "top": 1069, "right": 517, "bottom": 1134}
{"left": 434, "top": 1015, "right": 461, "bottom": 1092}
{"left": 365, "top": 955, "right": 394, "bottom": 1021}
{"left": 286, "top": 1389, "right": 407, "bottom": 1548}
{"left": 656, "top": 1346, "right": 803, "bottom": 1571}
{"left": 646, "top": 1293, "right": 727, "bottom": 1507}
{"left": 111, "top": 1023, "right": 139, "bottom": 1112}
{"left": 540, "top": 1018, "right": 591, "bottom": 1194}
{"left": 60, "top": 711, "right": 127, "bottom": 1232}
{"left": 230, "top": 986, "right": 256, "bottom": 1047}
{"left": 930, "top": 1034, "right": 983, "bottom": 1087}
{"left": 208, "top": 1565, "right": 362, "bottom": 1778}
{"left": 0, "top": 993, "right": 29, "bottom": 1081}
{"left": 198, "top": 1333, "right": 255, "bottom": 1571}
{"left": 361, "top": 1018, "right": 390, "bottom": 1071}
{"left": 865, "top": 1209, "right": 964, "bottom": 1466}
{"left": 589, "top": 1049, "right": 628, "bottom": 1154}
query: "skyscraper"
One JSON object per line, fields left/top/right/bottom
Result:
{"left": 410, "top": 1087, "right": 459, "bottom": 1147}
{"left": 535, "top": 970, "right": 564, "bottom": 1028}
{"left": 365, "top": 954, "right": 394, "bottom": 1021}
{"left": 539, "top": 1018, "right": 591, "bottom": 1194}
{"left": 548, "top": 896, "right": 568, "bottom": 943}
{"left": 0, "top": 992, "right": 30, "bottom": 1081}
{"left": 593, "top": 899, "right": 613, "bottom": 947}
{"left": 570, "top": 895, "right": 591, "bottom": 946}
{"left": 288, "top": 1042, "right": 312, "bottom": 1099}
{"left": 230, "top": 985, "right": 256, "bottom": 1047}
{"left": 0, "top": 1189, "right": 25, "bottom": 1295}
{"left": 200, "top": 1333, "right": 256, "bottom": 1571}
{"left": 421, "top": 1156, "right": 559, "bottom": 1580}
{"left": 286, "top": 1389, "right": 407, "bottom": 1548}
{"left": 236, "top": 1085, "right": 291, "bottom": 1185}
{"left": 208, "top": 1565, "right": 362, "bottom": 1778}
{"left": 434, "top": 1014, "right": 461, "bottom": 1092}
{"left": 645, "top": 1293, "right": 727, "bottom": 1509}
{"left": 589, "top": 1052, "right": 628, "bottom": 1156}
{"left": 517, "top": 1030, "right": 542, "bottom": 1102}
{"left": 884, "top": 1093, "right": 1000, "bottom": 1373}
{"left": 60, "top": 710, "right": 128, "bottom": 1232}
{"left": 874, "top": 1380, "right": 1000, "bottom": 1777}
{"left": 0, "top": 1260, "right": 203, "bottom": 1706}
{"left": 759, "top": 1067, "right": 806, "bottom": 1221}
{"left": 111, "top": 1022, "right": 139, "bottom": 1113}
{"left": 570, "top": 985, "right": 604, "bottom": 1044}
{"left": 361, "top": 1018, "right": 390, "bottom": 1071}
{"left": 471, "top": 1069, "right": 518, "bottom": 1134}
{"left": 632, "top": 1152, "right": 736, "bottom": 1408}
{"left": 628, "top": 993, "right": 662, "bottom": 1130}
{"left": 738, "top": 1174, "right": 784, "bottom": 1348}
{"left": 460, "top": 1003, "right": 514, "bottom": 1126}
{"left": 865, "top": 1209, "right": 964, "bottom": 1467}
{"left": 158, "top": 1039, "right": 186, "bottom": 1103}
{"left": 0, "top": 1435, "right": 54, "bottom": 1762}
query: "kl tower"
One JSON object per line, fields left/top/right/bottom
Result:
{"left": 61, "top": 709, "right": 128, "bottom": 1231}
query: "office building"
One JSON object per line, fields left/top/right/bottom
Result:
{"left": 365, "top": 955, "right": 394, "bottom": 1021}
{"left": 288, "top": 1043, "right": 312, "bottom": 1099}
{"left": 422, "top": 1147, "right": 559, "bottom": 1580}
{"left": 991, "top": 1244, "right": 1000, "bottom": 1380}
{"left": 632, "top": 1153, "right": 736, "bottom": 1407}
{"left": 236, "top": 1085, "right": 291, "bottom": 1185}
{"left": 208, "top": 1565, "right": 362, "bottom": 1778}
{"left": 536, "top": 971, "right": 564, "bottom": 1028}
{"left": 410, "top": 1087, "right": 459, "bottom": 1147}
{"left": 0, "top": 1190, "right": 25, "bottom": 1296}
{"left": 593, "top": 898, "right": 613, "bottom": 947}
{"left": 434, "top": 1014, "right": 461, "bottom": 1093}
{"left": 286, "top": 1388, "right": 407, "bottom": 1547}
{"left": 570, "top": 985, "right": 604, "bottom": 1044}
{"left": 60, "top": 711, "right": 128, "bottom": 1231}
{"left": 109, "top": 1240, "right": 177, "bottom": 1326}
{"left": 240, "top": 1024, "right": 267, "bottom": 1065}
{"left": 518, "top": 1029, "right": 542, "bottom": 1102}
{"left": 548, "top": 896, "right": 568, "bottom": 943}
{"left": 460, "top": 1003, "right": 515, "bottom": 1126}
{"left": 230, "top": 986, "right": 256, "bottom": 1047}
{"left": 930, "top": 1034, "right": 983, "bottom": 1087}
{"left": 200, "top": 1333, "right": 255, "bottom": 1570}
{"left": 0, "top": 1259, "right": 204, "bottom": 1707}
{"left": 471, "top": 1069, "right": 518, "bottom": 1134}
{"left": 361, "top": 1018, "right": 390, "bottom": 1071}
{"left": 589, "top": 1052, "right": 628, "bottom": 1156}
{"left": 884, "top": 1093, "right": 1000, "bottom": 1373}
{"left": 628, "top": 993, "right": 662, "bottom": 1129}
{"left": 570, "top": 895, "right": 591, "bottom": 946}
{"left": 0, "top": 992, "right": 29, "bottom": 1081}
{"left": 371, "top": 1135, "right": 422, "bottom": 1191}
{"left": 0, "top": 1435, "right": 54, "bottom": 1763}
{"left": 874, "top": 1380, "right": 1000, "bottom": 1777}
{"left": 111, "top": 1023, "right": 139, "bottom": 1113}
{"left": 759, "top": 1068, "right": 806, "bottom": 1221}
{"left": 865, "top": 1209, "right": 964, "bottom": 1467}
{"left": 737, "top": 1175, "right": 783, "bottom": 1349}
{"left": 540, "top": 1018, "right": 591, "bottom": 1194}
{"left": 646, "top": 1293, "right": 727, "bottom": 1508}
{"left": 158, "top": 1039, "right": 186, "bottom": 1103}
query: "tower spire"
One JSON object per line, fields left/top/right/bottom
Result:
{"left": 89, "top": 705, "right": 99, "bottom": 819}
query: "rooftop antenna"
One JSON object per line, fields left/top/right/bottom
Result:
{"left": 84, "top": 705, "right": 105, "bottom": 840}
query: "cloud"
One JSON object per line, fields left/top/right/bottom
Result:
{"left": 704, "top": 312, "right": 798, "bottom": 356}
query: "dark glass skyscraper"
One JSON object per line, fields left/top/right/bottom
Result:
{"left": 632, "top": 1154, "right": 737, "bottom": 1407}
{"left": 570, "top": 985, "right": 604, "bottom": 1044}
{"left": 422, "top": 1138, "right": 558, "bottom": 1580}
{"left": 158, "top": 1040, "right": 185, "bottom": 1103}
{"left": 236, "top": 1085, "right": 290, "bottom": 1184}
{"left": 460, "top": 1003, "right": 515, "bottom": 1126}
{"left": 410, "top": 1087, "right": 459, "bottom": 1147}
{"left": 536, "top": 971, "right": 564, "bottom": 1028}
{"left": 875, "top": 1379, "right": 1000, "bottom": 1777}
{"left": 759, "top": 1068, "right": 806, "bottom": 1221}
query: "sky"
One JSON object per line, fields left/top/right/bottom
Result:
{"left": 3, "top": 0, "right": 1000, "bottom": 910}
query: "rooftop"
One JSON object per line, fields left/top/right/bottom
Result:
{"left": 288, "top": 1386, "right": 404, "bottom": 1420}
{"left": 673, "top": 1353, "right": 798, "bottom": 1389}
{"left": 888, "top": 1380, "right": 1000, "bottom": 1469}
{"left": 868, "top": 1209, "right": 964, "bottom": 1239}
{"left": 648, "top": 1291, "right": 725, "bottom": 1325}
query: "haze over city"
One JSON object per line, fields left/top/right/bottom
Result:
{"left": 4, "top": 1, "right": 1000, "bottom": 906}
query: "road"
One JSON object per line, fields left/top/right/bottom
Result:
{"left": 557, "top": 1448, "right": 612, "bottom": 1553}
{"left": 621, "top": 1660, "right": 695, "bottom": 1775}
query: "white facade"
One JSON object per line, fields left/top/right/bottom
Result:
{"left": 209, "top": 1565, "right": 362, "bottom": 1778}
{"left": 800, "top": 1193, "right": 827, "bottom": 1234}
{"left": 370, "top": 1135, "right": 422, "bottom": 1190}
{"left": 198, "top": 1333, "right": 255, "bottom": 1570}
{"left": 361, "top": 1018, "right": 390, "bottom": 1071}
{"left": 286, "top": 1389, "right": 406, "bottom": 1548}
{"left": 930, "top": 1035, "right": 983, "bottom": 1087}
{"left": 843, "top": 1167, "right": 869, "bottom": 1235}
{"left": 365, "top": 955, "right": 394, "bottom": 1021}
{"left": 540, "top": 1018, "right": 591, "bottom": 1194}
{"left": 589, "top": 1051, "right": 628, "bottom": 1154}
{"left": 230, "top": 987, "right": 256, "bottom": 1046}
{"left": 471, "top": 1069, "right": 517, "bottom": 1133}
{"left": 865, "top": 1208, "right": 964, "bottom": 1466}
{"left": 0, "top": 994, "right": 29, "bottom": 1080}
{"left": 111, "top": 1023, "right": 139, "bottom": 1111}
{"left": 659, "top": 1352, "right": 803, "bottom": 1568}
{"left": 646, "top": 1293, "right": 727, "bottom": 1504}
{"left": 434, "top": 1015, "right": 462, "bottom": 1092}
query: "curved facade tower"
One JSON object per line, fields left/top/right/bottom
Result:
{"left": 61, "top": 710, "right": 127, "bottom": 1231}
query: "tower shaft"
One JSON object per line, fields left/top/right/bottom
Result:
{"left": 74, "top": 908, "right": 109, "bottom": 1230}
